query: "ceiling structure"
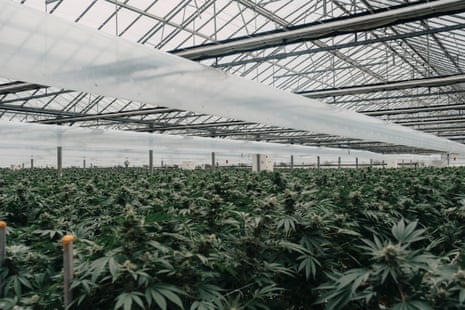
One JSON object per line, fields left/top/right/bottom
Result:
{"left": 2, "top": 0, "right": 465, "bottom": 154}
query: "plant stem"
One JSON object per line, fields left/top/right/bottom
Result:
{"left": 397, "top": 282, "right": 406, "bottom": 303}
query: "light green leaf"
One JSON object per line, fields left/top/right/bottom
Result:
{"left": 159, "top": 288, "right": 184, "bottom": 309}
{"left": 109, "top": 257, "right": 119, "bottom": 282}
{"left": 150, "top": 289, "right": 167, "bottom": 310}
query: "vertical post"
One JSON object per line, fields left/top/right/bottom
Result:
{"left": 256, "top": 154, "right": 261, "bottom": 172}
{"left": 30, "top": 157, "right": 34, "bottom": 169}
{"left": 447, "top": 153, "right": 450, "bottom": 166}
{"left": 382, "top": 160, "right": 385, "bottom": 168}
{"left": 211, "top": 152, "right": 216, "bottom": 170}
{"left": 290, "top": 155, "right": 294, "bottom": 169}
{"left": 355, "top": 157, "right": 359, "bottom": 169}
{"left": 370, "top": 159, "right": 373, "bottom": 168}
{"left": 83, "top": 159, "right": 86, "bottom": 169}
{"left": 57, "top": 146, "right": 62, "bottom": 177}
{"left": 317, "top": 156, "right": 320, "bottom": 169}
{"left": 338, "top": 156, "right": 341, "bottom": 169}
{"left": 0, "top": 221, "right": 6, "bottom": 298}
{"left": 149, "top": 149, "right": 153, "bottom": 172}
{"left": 22, "top": 163, "right": 24, "bottom": 169}
{"left": 63, "top": 235, "right": 74, "bottom": 308}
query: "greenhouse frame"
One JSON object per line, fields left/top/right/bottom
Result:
{"left": 2, "top": 0, "right": 465, "bottom": 167}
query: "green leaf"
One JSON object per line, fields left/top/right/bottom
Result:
{"left": 109, "top": 257, "right": 119, "bottom": 282}
{"left": 148, "top": 288, "right": 167, "bottom": 310}
{"left": 0, "top": 298, "right": 16, "bottom": 310}
{"left": 278, "top": 240, "right": 309, "bottom": 255}
{"left": 159, "top": 288, "right": 184, "bottom": 309}
{"left": 391, "top": 300, "right": 433, "bottom": 310}
{"left": 190, "top": 301, "right": 216, "bottom": 310}
{"left": 18, "top": 276, "right": 32, "bottom": 289}
{"left": 114, "top": 292, "right": 144, "bottom": 310}
{"left": 297, "top": 254, "right": 320, "bottom": 279}
{"left": 337, "top": 228, "right": 361, "bottom": 237}
{"left": 90, "top": 257, "right": 109, "bottom": 282}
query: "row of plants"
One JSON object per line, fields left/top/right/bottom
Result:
{"left": 1, "top": 167, "right": 465, "bottom": 309}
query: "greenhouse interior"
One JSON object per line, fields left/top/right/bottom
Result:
{"left": 3, "top": 0, "right": 465, "bottom": 309}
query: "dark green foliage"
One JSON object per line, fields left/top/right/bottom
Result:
{"left": 1, "top": 167, "right": 465, "bottom": 309}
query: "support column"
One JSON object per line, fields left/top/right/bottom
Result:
{"left": 0, "top": 221, "right": 6, "bottom": 298}
{"left": 317, "top": 156, "right": 320, "bottom": 169}
{"left": 290, "top": 155, "right": 294, "bottom": 169}
{"left": 149, "top": 149, "right": 153, "bottom": 172}
{"left": 30, "top": 157, "right": 34, "bottom": 169}
{"left": 355, "top": 157, "right": 359, "bottom": 169}
{"left": 83, "top": 159, "right": 86, "bottom": 169}
{"left": 57, "top": 146, "right": 62, "bottom": 177}
{"left": 256, "top": 154, "right": 261, "bottom": 172}
{"left": 447, "top": 153, "right": 450, "bottom": 166}
{"left": 370, "top": 159, "right": 373, "bottom": 168}
{"left": 62, "top": 235, "right": 74, "bottom": 308}
{"left": 211, "top": 152, "right": 216, "bottom": 169}
{"left": 338, "top": 156, "right": 341, "bottom": 169}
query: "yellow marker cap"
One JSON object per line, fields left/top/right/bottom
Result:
{"left": 62, "top": 235, "right": 74, "bottom": 245}
{"left": 0, "top": 221, "right": 6, "bottom": 229}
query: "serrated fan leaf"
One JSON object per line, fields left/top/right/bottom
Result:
{"left": 391, "top": 300, "right": 433, "bottom": 310}
{"left": 337, "top": 228, "right": 361, "bottom": 237}
{"left": 159, "top": 288, "right": 184, "bottom": 309}
{"left": 114, "top": 292, "right": 144, "bottom": 310}
{"left": 132, "top": 294, "right": 144, "bottom": 309}
{"left": 148, "top": 289, "right": 167, "bottom": 310}
{"left": 297, "top": 255, "right": 320, "bottom": 279}
{"left": 109, "top": 257, "right": 119, "bottom": 282}
{"left": 90, "top": 256, "right": 109, "bottom": 282}
{"left": 279, "top": 240, "right": 309, "bottom": 255}
{"left": 392, "top": 219, "right": 405, "bottom": 241}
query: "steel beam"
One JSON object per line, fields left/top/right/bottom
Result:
{"left": 422, "top": 126, "right": 465, "bottom": 133}
{"left": 0, "top": 103, "right": 178, "bottom": 126}
{"left": 399, "top": 117, "right": 465, "bottom": 126}
{"left": 0, "top": 81, "right": 46, "bottom": 95}
{"left": 103, "top": 0, "right": 213, "bottom": 43}
{"left": 298, "top": 74, "right": 465, "bottom": 98}
{"left": 39, "top": 107, "right": 181, "bottom": 124}
{"left": 196, "top": 128, "right": 306, "bottom": 137}
{"left": 172, "top": 0, "right": 465, "bottom": 60}
{"left": 234, "top": 0, "right": 290, "bottom": 27}
{"left": 213, "top": 14, "right": 465, "bottom": 68}
{"left": 0, "top": 103, "right": 80, "bottom": 117}
{"left": 362, "top": 103, "right": 465, "bottom": 116}
{"left": 135, "top": 121, "right": 255, "bottom": 132}
{"left": 330, "top": 89, "right": 465, "bottom": 104}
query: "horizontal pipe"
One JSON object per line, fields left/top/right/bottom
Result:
{"left": 173, "top": 0, "right": 465, "bottom": 60}
{"left": 362, "top": 103, "right": 465, "bottom": 116}
{"left": 299, "top": 74, "right": 465, "bottom": 98}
